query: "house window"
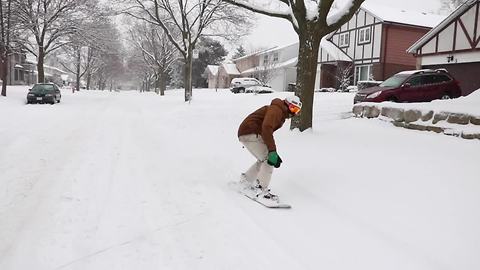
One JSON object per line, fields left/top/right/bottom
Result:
{"left": 354, "top": 64, "right": 373, "bottom": 85}
{"left": 358, "top": 27, "right": 371, "bottom": 44}
{"left": 14, "top": 69, "right": 19, "bottom": 81}
{"left": 339, "top": 32, "right": 350, "bottom": 47}
{"left": 263, "top": 55, "right": 269, "bottom": 66}
{"left": 273, "top": 52, "right": 279, "bottom": 62}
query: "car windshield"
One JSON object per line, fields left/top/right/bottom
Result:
{"left": 379, "top": 74, "right": 409, "bottom": 88}
{"left": 31, "top": 84, "right": 55, "bottom": 93}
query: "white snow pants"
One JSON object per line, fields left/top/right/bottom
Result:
{"left": 239, "top": 134, "right": 274, "bottom": 189}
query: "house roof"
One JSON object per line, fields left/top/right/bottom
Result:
{"left": 407, "top": 0, "right": 478, "bottom": 54}
{"left": 258, "top": 42, "right": 298, "bottom": 55}
{"left": 320, "top": 37, "right": 351, "bottom": 61}
{"left": 206, "top": 65, "right": 219, "bottom": 76}
{"left": 222, "top": 63, "right": 240, "bottom": 75}
{"left": 361, "top": 2, "right": 446, "bottom": 28}
{"left": 232, "top": 47, "right": 274, "bottom": 62}
{"left": 241, "top": 57, "right": 297, "bottom": 74}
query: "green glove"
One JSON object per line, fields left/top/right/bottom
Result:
{"left": 267, "top": 151, "right": 282, "bottom": 168}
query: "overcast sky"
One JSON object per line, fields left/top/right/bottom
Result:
{"left": 243, "top": 0, "right": 442, "bottom": 51}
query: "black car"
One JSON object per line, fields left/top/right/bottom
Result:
{"left": 26, "top": 83, "right": 62, "bottom": 104}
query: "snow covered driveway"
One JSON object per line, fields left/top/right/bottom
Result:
{"left": 1, "top": 88, "right": 479, "bottom": 270}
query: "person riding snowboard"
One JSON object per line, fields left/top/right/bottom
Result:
{"left": 237, "top": 96, "right": 302, "bottom": 201}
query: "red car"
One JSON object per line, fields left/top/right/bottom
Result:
{"left": 354, "top": 69, "right": 462, "bottom": 104}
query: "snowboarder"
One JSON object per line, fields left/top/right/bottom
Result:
{"left": 237, "top": 96, "right": 302, "bottom": 201}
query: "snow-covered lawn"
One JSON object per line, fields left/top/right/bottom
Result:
{"left": 1, "top": 87, "right": 479, "bottom": 270}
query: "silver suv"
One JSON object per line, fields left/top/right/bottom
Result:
{"left": 230, "top": 78, "right": 263, "bottom": 93}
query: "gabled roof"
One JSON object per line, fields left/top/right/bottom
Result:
{"left": 205, "top": 65, "right": 219, "bottom": 76}
{"left": 361, "top": 2, "right": 446, "bottom": 28}
{"left": 221, "top": 63, "right": 240, "bottom": 75}
{"left": 407, "top": 0, "right": 478, "bottom": 54}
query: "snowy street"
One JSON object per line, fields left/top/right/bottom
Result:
{"left": 1, "top": 87, "right": 480, "bottom": 270}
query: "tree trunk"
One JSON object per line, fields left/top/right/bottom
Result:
{"left": 37, "top": 48, "right": 46, "bottom": 83}
{"left": 291, "top": 27, "right": 322, "bottom": 131}
{"left": 154, "top": 72, "right": 159, "bottom": 94}
{"left": 86, "top": 71, "right": 91, "bottom": 90}
{"left": 1, "top": 55, "right": 7, "bottom": 96}
{"left": 184, "top": 51, "right": 193, "bottom": 102}
{"left": 159, "top": 70, "right": 166, "bottom": 96}
{"left": 75, "top": 48, "right": 81, "bottom": 92}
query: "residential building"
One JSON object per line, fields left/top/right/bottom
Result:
{"left": 0, "top": 50, "right": 31, "bottom": 85}
{"left": 318, "top": 3, "right": 445, "bottom": 88}
{"left": 240, "top": 43, "right": 298, "bottom": 92}
{"left": 216, "top": 62, "right": 241, "bottom": 88}
{"left": 407, "top": 0, "right": 480, "bottom": 96}
{"left": 209, "top": 43, "right": 298, "bottom": 91}
{"left": 204, "top": 65, "right": 219, "bottom": 89}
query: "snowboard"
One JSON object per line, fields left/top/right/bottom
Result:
{"left": 229, "top": 181, "right": 291, "bottom": 209}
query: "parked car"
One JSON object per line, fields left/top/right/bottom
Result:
{"left": 26, "top": 83, "right": 62, "bottom": 104}
{"left": 230, "top": 77, "right": 265, "bottom": 93}
{"left": 354, "top": 69, "right": 462, "bottom": 104}
{"left": 245, "top": 85, "right": 275, "bottom": 94}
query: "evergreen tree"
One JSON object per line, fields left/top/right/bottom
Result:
{"left": 192, "top": 37, "right": 227, "bottom": 88}
{"left": 232, "top": 45, "right": 246, "bottom": 59}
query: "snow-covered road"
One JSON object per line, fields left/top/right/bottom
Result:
{"left": 1, "top": 87, "right": 479, "bottom": 270}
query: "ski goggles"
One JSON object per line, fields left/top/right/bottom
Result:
{"left": 288, "top": 103, "right": 301, "bottom": 115}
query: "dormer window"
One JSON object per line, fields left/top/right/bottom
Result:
{"left": 339, "top": 32, "right": 350, "bottom": 47}
{"left": 273, "top": 52, "right": 279, "bottom": 62}
{"left": 358, "top": 27, "right": 371, "bottom": 44}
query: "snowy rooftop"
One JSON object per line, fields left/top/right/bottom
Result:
{"left": 241, "top": 57, "right": 297, "bottom": 74}
{"left": 206, "top": 65, "right": 219, "bottom": 76}
{"left": 222, "top": 63, "right": 240, "bottom": 75}
{"left": 408, "top": 0, "right": 478, "bottom": 53}
{"left": 259, "top": 42, "right": 298, "bottom": 55}
{"left": 320, "top": 37, "right": 351, "bottom": 62}
{"left": 362, "top": 2, "right": 446, "bottom": 28}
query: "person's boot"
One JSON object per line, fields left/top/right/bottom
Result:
{"left": 255, "top": 184, "right": 279, "bottom": 202}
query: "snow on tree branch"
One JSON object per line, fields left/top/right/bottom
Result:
{"left": 326, "top": 0, "right": 355, "bottom": 26}
{"left": 225, "top": 0, "right": 290, "bottom": 20}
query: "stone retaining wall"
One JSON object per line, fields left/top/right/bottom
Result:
{"left": 352, "top": 104, "right": 480, "bottom": 140}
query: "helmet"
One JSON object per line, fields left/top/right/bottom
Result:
{"left": 285, "top": 96, "right": 302, "bottom": 115}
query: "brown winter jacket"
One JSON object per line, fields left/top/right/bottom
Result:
{"left": 238, "top": 98, "right": 290, "bottom": 152}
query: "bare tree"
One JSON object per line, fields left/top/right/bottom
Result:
{"left": 225, "top": 0, "right": 365, "bottom": 131}
{"left": 128, "top": 22, "right": 177, "bottom": 95}
{"left": 14, "top": 0, "right": 94, "bottom": 83}
{"left": 254, "top": 65, "right": 278, "bottom": 86}
{"left": 0, "top": 0, "right": 14, "bottom": 96}
{"left": 58, "top": 15, "right": 120, "bottom": 92}
{"left": 123, "top": 0, "right": 251, "bottom": 102}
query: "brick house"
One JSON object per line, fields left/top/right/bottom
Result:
{"left": 407, "top": 0, "right": 480, "bottom": 96}
{"left": 318, "top": 3, "right": 445, "bottom": 88}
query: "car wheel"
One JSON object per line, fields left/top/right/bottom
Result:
{"left": 388, "top": 96, "right": 398, "bottom": 102}
{"left": 239, "top": 88, "right": 245, "bottom": 93}
{"left": 441, "top": 93, "right": 451, "bottom": 100}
